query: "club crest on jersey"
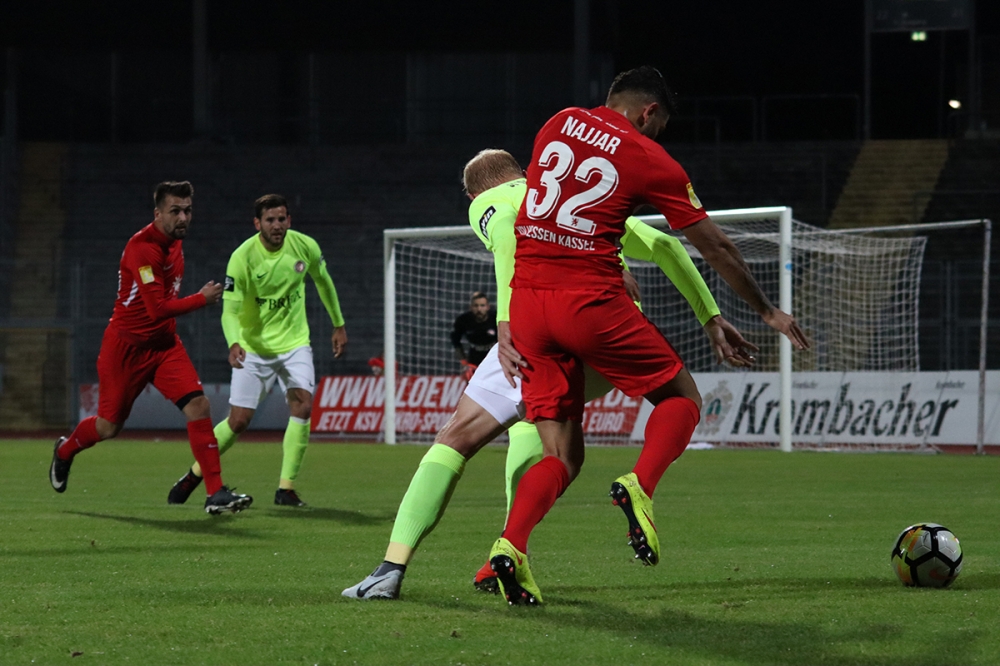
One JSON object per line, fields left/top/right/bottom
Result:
{"left": 138, "top": 265, "right": 155, "bottom": 284}
{"left": 294, "top": 261, "right": 306, "bottom": 273}
{"left": 224, "top": 276, "right": 235, "bottom": 292}
{"left": 687, "top": 183, "right": 703, "bottom": 209}
{"left": 479, "top": 206, "right": 496, "bottom": 239}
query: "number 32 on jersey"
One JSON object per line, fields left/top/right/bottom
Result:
{"left": 526, "top": 140, "right": 619, "bottom": 236}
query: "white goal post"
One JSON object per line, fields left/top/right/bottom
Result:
{"left": 383, "top": 209, "right": 991, "bottom": 451}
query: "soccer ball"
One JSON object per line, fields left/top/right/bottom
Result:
{"left": 890, "top": 523, "right": 963, "bottom": 588}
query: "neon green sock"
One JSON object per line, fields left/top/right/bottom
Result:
{"left": 279, "top": 417, "right": 310, "bottom": 485}
{"left": 214, "top": 418, "right": 239, "bottom": 456}
{"left": 388, "top": 443, "right": 466, "bottom": 550}
{"left": 506, "top": 421, "right": 544, "bottom": 516}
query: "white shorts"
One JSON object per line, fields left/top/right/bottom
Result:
{"left": 464, "top": 344, "right": 614, "bottom": 425}
{"left": 464, "top": 345, "right": 524, "bottom": 425}
{"left": 229, "top": 346, "right": 315, "bottom": 410}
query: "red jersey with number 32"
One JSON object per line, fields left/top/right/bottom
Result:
{"left": 109, "top": 223, "right": 204, "bottom": 342}
{"left": 512, "top": 105, "right": 708, "bottom": 290}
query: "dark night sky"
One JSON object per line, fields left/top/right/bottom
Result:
{"left": 2, "top": 1, "right": 998, "bottom": 139}
{"left": 1, "top": 0, "right": 873, "bottom": 96}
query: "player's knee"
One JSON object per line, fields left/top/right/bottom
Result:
{"left": 96, "top": 418, "right": 122, "bottom": 440}
{"left": 228, "top": 413, "right": 251, "bottom": 433}
{"left": 290, "top": 402, "right": 311, "bottom": 420}
{"left": 433, "top": 399, "right": 497, "bottom": 456}
{"left": 286, "top": 389, "right": 313, "bottom": 420}
{"left": 556, "top": 451, "right": 584, "bottom": 482}
{"left": 646, "top": 371, "right": 702, "bottom": 411}
{"left": 181, "top": 394, "right": 212, "bottom": 421}
{"left": 433, "top": 426, "right": 477, "bottom": 457}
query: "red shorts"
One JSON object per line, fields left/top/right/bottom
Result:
{"left": 510, "top": 287, "right": 683, "bottom": 422}
{"left": 96, "top": 326, "right": 204, "bottom": 424}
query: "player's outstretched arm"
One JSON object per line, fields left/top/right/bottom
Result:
{"left": 681, "top": 218, "right": 810, "bottom": 350}
{"left": 621, "top": 218, "right": 756, "bottom": 366}
{"left": 621, "top": 217, "right": 720, "bottom": 325}
{"left": 138, "top": 278, "right": 218, "bottom": 321}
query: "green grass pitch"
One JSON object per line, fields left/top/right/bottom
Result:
{"left": 2, "top": 439, "right": 999, "bottom": 665}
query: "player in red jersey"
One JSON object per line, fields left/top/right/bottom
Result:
{"left": 49, "top": 181, "right": 253, "bottom": 514}
{"left": 489, "top": 67, "right": 810, "bottom": 604}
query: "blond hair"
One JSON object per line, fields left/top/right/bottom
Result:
{"left": 462, "top": 149, "right": 522, "bottom": 197}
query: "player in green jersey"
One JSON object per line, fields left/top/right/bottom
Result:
{"left": 168, "top": 194, "right": 348, "bottom": 507}
{"left": 343, "top": 150, "right": 755, "bottom": 600}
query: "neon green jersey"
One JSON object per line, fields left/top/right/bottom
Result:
{"left": 468, "top": 179, "right": 720, "bottom": 325}
{"left": 469, "top": 178, "right": 524, "bottom": 322}
{"left": 222, "top": 229, "right": 345, "bottom": 356}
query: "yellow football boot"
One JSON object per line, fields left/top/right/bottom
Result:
{"left": 489, "top": 537, "right": 542, "bottom": 605}
{"left": 610, "top": 472, "right": 660, "bottom": 566}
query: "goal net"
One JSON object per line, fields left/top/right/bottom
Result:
{"left": 383, "top": 207, "right": 932, "bottom": 445}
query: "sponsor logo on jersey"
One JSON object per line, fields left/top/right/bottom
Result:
{"left": 224, "top": 276, "right": 235, "bottom": 292}
{"left": 256, "top": 290, "right": 303, "bottom": 311}
{"left": 294, "top": 260, "right": 306, "bottom": 273}
{"left": 687, "top": 183, "right": 703, "bottom": 209}
{"left": 478, "top": 206, "right": 496, "bottom": 239}
{"left": 138, "top": 265, "right": 155, "bottom": 284}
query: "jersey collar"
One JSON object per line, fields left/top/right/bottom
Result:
{"left": 255, "top": 233, "right": 286, "bottom": 255}
{"left": 148, "top": 222, "right": 177, "bottom": 248}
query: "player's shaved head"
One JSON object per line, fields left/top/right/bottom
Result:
{"left": 462, "top": 149, "right": 523, "bottom": 198}
{"left": 606, "top": 66, "right": 678, "bottom": 116}
{"left": 154, "top": 181, "right": 194, "bottom": 208}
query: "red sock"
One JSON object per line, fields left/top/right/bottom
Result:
{"left": 633, "top": 397, "right": 700, "bottom": 498}
{"left": 57, "top": 416, "right": 101, "bottom": 461}
{"left": 501, "top": 456, "right": 570, "bottom": 553}
{"left": 187, "top": 418, "right": 223, "bottom": 495}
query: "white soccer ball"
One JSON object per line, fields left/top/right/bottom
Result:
{"left": 890, "top": 523, "right": 963, "bottom": 588}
